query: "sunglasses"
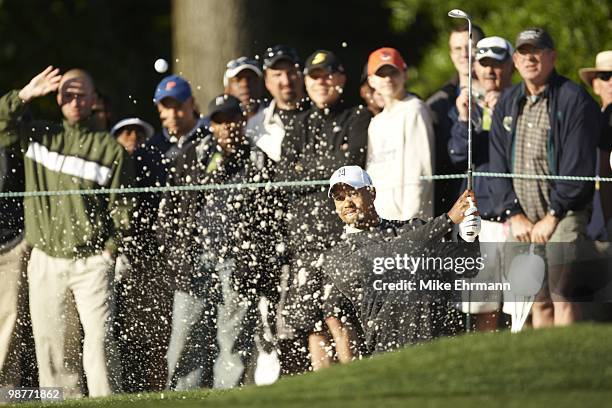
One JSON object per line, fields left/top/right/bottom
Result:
{"left": 595, "top": 71, "right": 612, "bottom": 81}
{"left": 226, "top": 56, "right": 259, "bottom": 70}
{"left": 477, "top": 46, "right": 509, "bottom": 57}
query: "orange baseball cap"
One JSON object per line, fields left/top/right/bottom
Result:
{"left": 367, "top": 47, "right": 407, "bottom": 76}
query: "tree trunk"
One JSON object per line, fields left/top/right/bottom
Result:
{"left": 172, "top": 0, "right": 251, "bottom": 112}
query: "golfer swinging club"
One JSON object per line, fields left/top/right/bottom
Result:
{"left": 321, "top": 165, "right": 482, "bottom": 354}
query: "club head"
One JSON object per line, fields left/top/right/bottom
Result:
{"left": 448, "top": 9, "right": 470, "bottom": 19}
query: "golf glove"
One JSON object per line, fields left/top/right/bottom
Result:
{"left": 459, "top": 198, "right": 481, "bottom": 242}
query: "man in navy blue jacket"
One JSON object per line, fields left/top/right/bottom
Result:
{"left": 489, "top": 28, "right": 601, "bottom": 327}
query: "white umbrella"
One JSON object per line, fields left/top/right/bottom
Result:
{"left": 506, "top": 244, "right": 546, "bottom": 332}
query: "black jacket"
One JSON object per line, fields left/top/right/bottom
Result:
{"left": 489, "top": 70, "right": 601, "bottom": 218}
{"left": 599, "top": 104, "right": 612, "bottom": 152}
{"left": 427, "top": 77, "right": 463, "bottom": 216}
{"left": 277, "top": 102, "right": 370, "bottom": 252}
{"left": 121, "top": 145, "right": 166, "bottom": 269}
{"left": 154, "top": 120, "right": 213, "bottom": 294}
{"left": 147, "top": 117, "right": 210, "bottom": 187}
{"left": 0, "top": 143, "right": 24, "bottom": 249}
{"left": 322, "top": 215, "right": 479, "bottom": 354}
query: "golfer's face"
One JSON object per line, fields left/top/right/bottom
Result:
{"left": 332, "top": 184, "right": 371, "bottom": 225}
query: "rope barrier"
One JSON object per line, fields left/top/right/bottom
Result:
{"left": 0, "top": 171, "right": 608, "bottom": 199}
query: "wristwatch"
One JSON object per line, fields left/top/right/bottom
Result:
{"left": 548, "top": 208, "right": 561, "bottom": 218}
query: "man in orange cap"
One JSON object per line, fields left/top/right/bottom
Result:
{"left": 365, "top": 47, "right": 435, "bottom": 221}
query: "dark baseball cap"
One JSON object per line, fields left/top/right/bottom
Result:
{"left": 304, "top": 50, "right": 345, "bottom": 75}
{"left": 515, "top": 28, "right": 555, "bottom": 50}
{"left": 153, "top": 75, "right": 192, "bottom": 104}
{"left": 208, "top": 94, "right": 242, "bottom": 119}
{"left": 263, "top": 45, "right": 301, "bottom": 69}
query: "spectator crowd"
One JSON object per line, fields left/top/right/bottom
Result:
{"left": 0, "top": 23, "right": 611, "bottom": 398}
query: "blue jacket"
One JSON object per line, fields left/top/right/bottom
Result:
{"left": 448, "top": 106, "right": 499, "bottom": 220}
{"left": 489, "top": 70, "right": 601, "bottom": 219}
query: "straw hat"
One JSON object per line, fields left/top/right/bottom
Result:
{"left": 579, "top": 50, "right": 612, "bottom": 86}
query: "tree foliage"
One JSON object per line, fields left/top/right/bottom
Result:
{"left": 386, "top": 0, "right": 612, "bottom": 98}
{"left": 0, "top": 0, "right": 171, "bottom": 124}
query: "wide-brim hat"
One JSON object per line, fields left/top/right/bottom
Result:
{"left": 579, "top": 50, "right": 612, "bottom": 86}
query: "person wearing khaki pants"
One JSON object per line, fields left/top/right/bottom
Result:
{"left": 0, "top": 68, "right": 134, "bottom": 397}
{"left": 0, "top": 239, "right": 32, "bottom": 387}
{"left": 28, "top": 248, "right": 121, "bottom": 397}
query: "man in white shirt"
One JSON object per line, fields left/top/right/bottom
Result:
{"left": 244, "top": 45, "right": 306, "bottom": 376}
{"left": 366, "top": 47, "right": 435, "bottom": 221}
{"left": 246, "top": 45, "right": 304, "bottom": 165}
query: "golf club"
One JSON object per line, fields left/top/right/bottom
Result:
{"left": 448, "top": 9, "right": 475, "bottom": 332}
{"left": 448, "top": 9, "right": 474, "bottom": 192}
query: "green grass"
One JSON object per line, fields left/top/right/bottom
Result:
{"left": 12, "top": 324, "right": 612, "bottom": 407}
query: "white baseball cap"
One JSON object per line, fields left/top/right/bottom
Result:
{"left": 223, "top": 57, "right": 263, "bottom": 87}
{"left": 328, "top": 165, "right": 373, "bottom": 198}
{"left": 476, "top": 36, "right": 514, "bottom": 62}
{"left": 110, "top": 118, "right": 154, "bottom": 139}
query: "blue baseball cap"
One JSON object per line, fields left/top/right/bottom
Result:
{"left": 153, "top": 75, "right": 192, "bottom": 104}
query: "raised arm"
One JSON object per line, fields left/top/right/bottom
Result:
{"left": 0, "top": 66, "right": 62, "bottom": 148}
{"left": 18, "top": 66, "right": 62, "bottom": 103}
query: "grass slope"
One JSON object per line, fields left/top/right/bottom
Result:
{"left": 13, "top": 324, "right": 612, "bottom": 408}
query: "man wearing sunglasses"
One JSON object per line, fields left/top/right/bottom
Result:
{"left": 0, "top": 67, "right": 134, "bottom": 397}
{"left": 448, "top": 36, "right": 514, "bottom": 331}
{"left": 580, "top": 51, "right": 612, "bottom": 249}
{"left": 323, "top": 165, "right": 481, "bottom": 354}
{"left": 489, "top": 28, "right": 601, "bottom": 328}
{"left": 580, "top": 51, "right": 612, "bottom": 111}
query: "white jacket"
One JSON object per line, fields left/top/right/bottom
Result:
{"left": 245, "top": 100, "right": 285, "bottom": 162}
{"left": 366, "top": 94, "right": 435, "bottom": 220}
